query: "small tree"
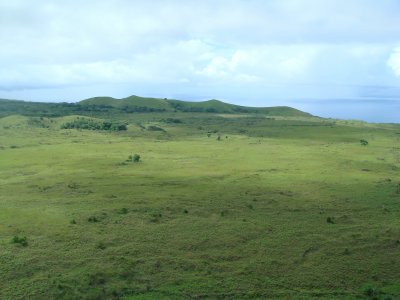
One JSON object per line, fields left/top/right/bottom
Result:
{"left": 360, "top": 139, "right": 368, "bottom": 146}
{"left": 132, "top": 154, "right": 141, "bottom": 162}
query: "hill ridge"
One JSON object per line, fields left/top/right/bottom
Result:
{"left": 0, "top": 95, "right": 312, "bottom": 117}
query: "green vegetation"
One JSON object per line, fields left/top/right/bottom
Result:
{"left": 61, "top": 117, "right": 127, "bottom": 131}
{"left": 127, "top": 154, "right": 141, "bottom": 163}
{"left": 0, "top": 97, "right": 400, "bottom": 299}
{"left": 0, "top": 95, "right": 312, "bottom": 118}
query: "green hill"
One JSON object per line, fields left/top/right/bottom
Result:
{"left": 78, "top": 95, "right": 311, "bottom": 116}
{"left": 0, "top": 95, "right": 312, "bottom": 117}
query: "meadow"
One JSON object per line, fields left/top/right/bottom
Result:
{"left": 0, "top": 103, "right": 400, "bottom": 299}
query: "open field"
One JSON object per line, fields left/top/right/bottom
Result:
{"left": 1, "top": 108, "right": 400, "bottom": 299}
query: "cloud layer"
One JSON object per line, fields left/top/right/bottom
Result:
{"left": 1, "top": 0, "right": 400, "bottom": 102}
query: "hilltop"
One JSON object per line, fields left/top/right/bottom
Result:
{"left": 0, "top": 95, "right": 312, "bottom": 117}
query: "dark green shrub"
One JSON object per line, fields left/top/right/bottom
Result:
{"left": 163, "top": 118, "right": 182, "bottom": 124}
{"left": 88, "top": 216, "right": 99, "bottom": 223}
{"left": 326, "top": 217, "right": 335, "bottom": 224}
{"left": 147, "top": 125, "right": 165, "bottom": 131}
{"left": 362, "top": 284, "right": 379, "bottom": 298}
{"left": 133, "top": 154, "right": 141, "bottom": 162}
{"left": 96, "top": 242, "right": 106, "bottom": 250}
{"left": 61, "top": 119, "right": 127, "bottom": 131}
{"left": 127, "top": 154, "right": 140, "bottom": 163}
{"left": 70, "top": 219, "right": 77, "bottom": 224}
{"left": 12, "top": 235, "right": 28, "bottom": 247}
{"left": 360, "top": 139, "right": 369, "bottom": 146}
{"left": 150, "top": 213, "right": 162, "bottom": 223}
{"left": 119, "top": 208, "right": 128, "bottom": 214}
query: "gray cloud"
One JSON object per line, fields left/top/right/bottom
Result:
{"left": 0, "top": 0, "right": 400, "bottom": 102}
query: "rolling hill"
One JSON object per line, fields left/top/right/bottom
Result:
{"left": 0, "top": 95, "right": 312, "bottom": 117}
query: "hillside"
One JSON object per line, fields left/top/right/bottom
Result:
{"left": 0, "top": 96, "right": 312, "bottom": 117}
{"left": 1, "top": 96, "right": 400, "bottom": 299}
{"left": 79, "top": 95, "right": 311, "bottom": 116}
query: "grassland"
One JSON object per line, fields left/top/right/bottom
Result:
{"left": 0, "top": 100, "right": 400, "bottom": 299}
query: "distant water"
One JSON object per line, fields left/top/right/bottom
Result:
{"left": 284, "top": 99, "right": 400, "bottom": 123}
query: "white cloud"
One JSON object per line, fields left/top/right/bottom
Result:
{"left": 0, "top": 0, "right": 400, "bottom": 100}
{"left": 388, "top": 47, "right": 400, "bottom": 77}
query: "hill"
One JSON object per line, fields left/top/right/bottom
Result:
{"left": 0, "top": 95, "right": 312, "bottom": 117}
{"left": 79, "top": 95, "right": 311, "bottom": 116}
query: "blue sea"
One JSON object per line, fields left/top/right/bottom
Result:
{"left": 282, "top": 99, "right": 400, "bottom": 123}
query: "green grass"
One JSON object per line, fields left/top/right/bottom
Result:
{"left": 0, "top": 109, "right": 400, "bottom": 299}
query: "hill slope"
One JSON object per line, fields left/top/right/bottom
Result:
{"left": 79, "top": 95, "right": 311, "bottom": 116}
{"left": 0, "top": 95, "right": 312, "bottom": 117}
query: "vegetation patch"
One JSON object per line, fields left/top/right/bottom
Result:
{"left": 61, "top": 117, "right": 127, "bottom": 131}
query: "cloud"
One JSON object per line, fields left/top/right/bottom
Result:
{"left": 0, "top": 0, "right": 400, "bottom": 101}
{"left": 388, "top": 47, "right": 400, "bottom": 77}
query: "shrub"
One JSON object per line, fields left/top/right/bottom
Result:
{"left": 12, "top": 235, "right": 28, "bottom": 247}
{"left": 119, "top": 208, "right": 128, "bottom": 214}
{"left": 326, "top": 217, "right": 335, "bottom": 224}
{"left": 88, "top": 216, "right": 99, "bottom": 223}
{"left": 163, "top": 118, "right": 182, "bottom": 124}
{"left": 61, "top": 119, "right": 127, "bottom": 131}
{"left": 360, "top": 139, "right": 369, "bottom": 146}
{"left": 127, "top": 154, "right": 140, "bottom": 163}
{"left": 150, "top": 213, "right": 162, "bottom": 223}
{"left": 362, "top": 284, "right": 379, "bottom": 298}
{"left": 96, "top": 242, "right": 106, "bottom": 250}
{"left": 147, "top": 125, "right": 165, "bottom": 131}
{"left": 70, "top": 219, "right": 77, "bottom": 224}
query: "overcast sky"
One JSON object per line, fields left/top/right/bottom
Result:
{"left": 1, "top": 0, "right": 400, "bottom": 116}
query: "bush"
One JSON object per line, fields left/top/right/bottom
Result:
{"left": 147, "top": 125, "right": 165, "bottom": 131}
{"left": 61, "top": 119, "right": 127, "bottom": 131}
{"left": 128, "top": 154, "right": 141, "bottom": 163}
{"left": 12, "top": 235, "right": 28, "bottom": 247}
{"left": 96, "top": 242, "right": 106, "bottom": 250}
{"left": 88, "top": 216, "right": 99, "bottom": 223}
{"left": 326, "top": 217, "right": 335, "bottom": 224}
{"left": 162, "top": 118, "right": 182, "bottom": 124}
{"left": 360, "top": 139, "right": 369, "bottom": 146}
{"left": 119, "top": 208, "right": 128, "bottom": 214}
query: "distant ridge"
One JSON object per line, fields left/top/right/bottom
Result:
{"left": 0, "top": 95, "right": 312, "bottom": 117}
{"left": 78, "top": 95, "right": 311, "bottom": 116}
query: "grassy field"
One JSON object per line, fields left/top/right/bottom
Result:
{"left": 0, "top": 110, "right": 400, "bottom": 299}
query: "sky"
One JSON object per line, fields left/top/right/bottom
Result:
{"left": 0, "top": 0, "right": 400, "bottom": 121}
